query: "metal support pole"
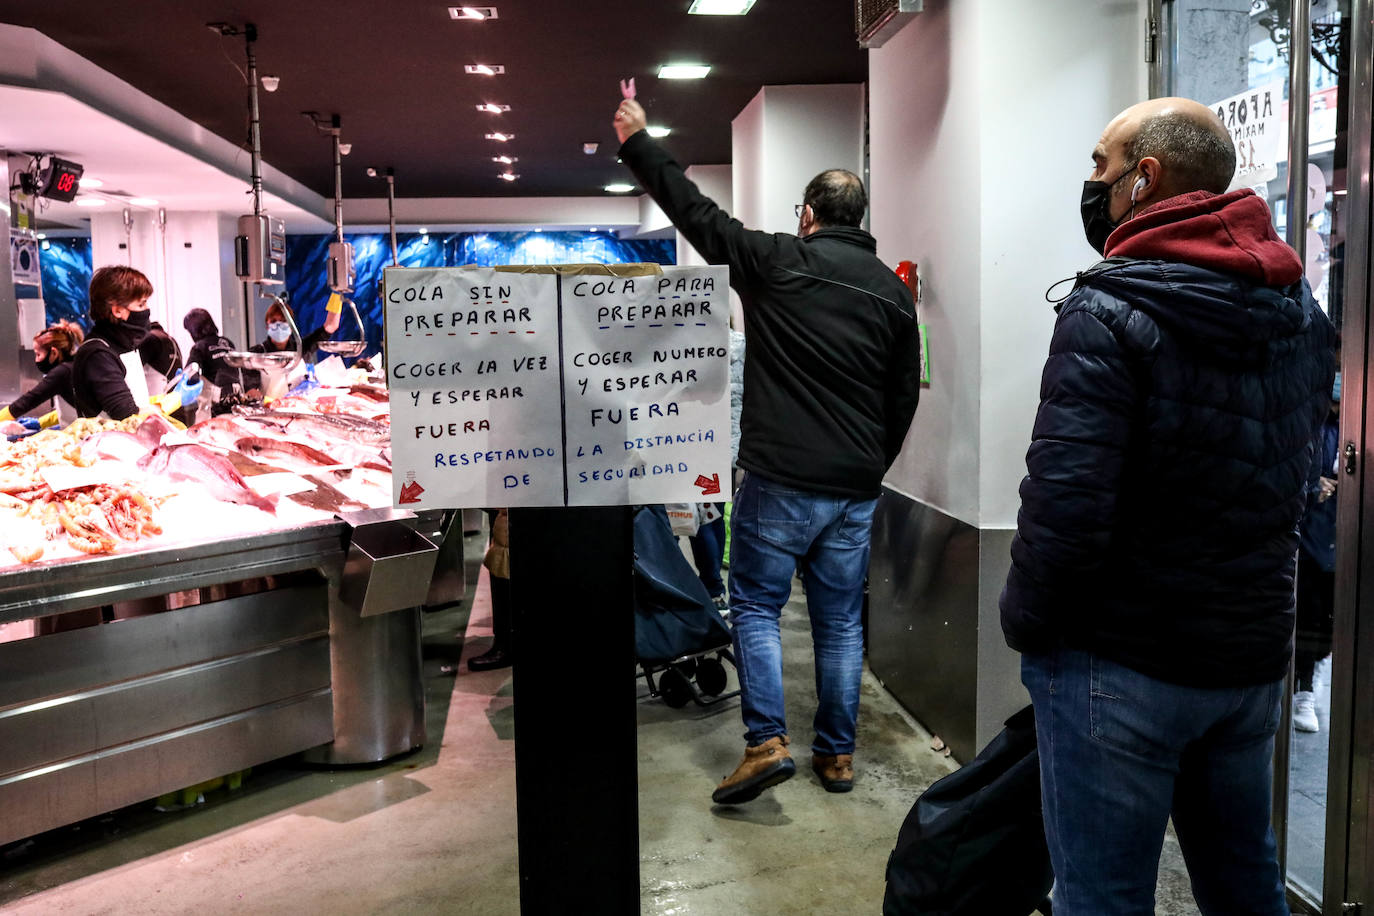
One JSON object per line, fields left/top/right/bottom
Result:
{"left": 1286, "top": 0, "right": 1312, "bottom": 262}
{"left": 332, "top": 115, "right": 345, "bottom": 245}
{"left": 244, "top": 23, "right": 263, "bottom": 219}
{"left": 386, "top": 169, "right": 398, "bottom": 266}
{"left": 509, "top": 506, "right": 638, "bottom": 915}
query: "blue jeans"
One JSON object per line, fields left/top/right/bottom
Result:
{"left": 688, "top": 503, "right": 726, "bottom": 598}
{"left": 1022, "top": 649, "right": 1288, "bottom": 916}
{"left": 728, "top": 471, "right": 876, "bottom": 756}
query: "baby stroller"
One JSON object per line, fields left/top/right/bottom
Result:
{"left": 634, "top": 504, "right": 739, "bottom": 708}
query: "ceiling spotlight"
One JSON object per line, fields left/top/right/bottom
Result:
{"left": 658, "top": 64, "right": 711, "bottom": 79}
{"left": 588, "top": 227, "right": 598, "bottom": 232}
{"left": 419, "top": 227, "right": 429, "bottom": 235}
{"left": 80, "top": 177, "right": 104, "bottom": 189}
{"left": 646, "top": 126, "right": 671, "bottom": 138}
{"left": 583, "top": 142, "right": 599, "bottom": 155}
{"left": 492, "top": 155, "right": 518, "bottom": 164}
{"left": 75, "top": 197, "right": 107, "bottom": 207}
{"left": 604, "top": 183, "right": 635, "bottom": 193}
{"left": 477, "top": 103, "right": 511, "bottom": 114}
{"left": 338, "top": 143, "right": 352, "bottom": 155}
{"left": 465, "top": 64, "right": 505, "bottom": 75}
{"left": 499, "top": 172, "right": 519, "bottom": 181}
{"left": 366, "top": 167, "right": 378, "bottom": 177}
{"left": 688, "top": 0, "right": 756, "bottom": 13}
{"left": 128, "top": 197, "right": 159, "bottom": 206}
{"left": 260, "top": 74, "right": 281, "bottom": 92}
{"left": 485, "top": 132, "right": 513, "bottom": 142}
{"left": 449, "top": 6, "right": 498, "bottom": 19}
{"left": 35, "top": 232, "right": 46, "bottom": 240}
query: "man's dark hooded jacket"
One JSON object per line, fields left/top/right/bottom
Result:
{"left": 1001, "top": 188, "right": 1336, "bottom": 687}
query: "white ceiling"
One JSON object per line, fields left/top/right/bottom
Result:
{"left": 0, "top": 85, "right": 330, "bottom": 232}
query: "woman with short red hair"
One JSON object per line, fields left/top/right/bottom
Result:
{"left": 70, "top": 265, "right": 154, "bottom": 420}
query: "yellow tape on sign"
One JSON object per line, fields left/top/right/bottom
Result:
{"left": 326, "top": 293, "right": 343, "bottom": 315}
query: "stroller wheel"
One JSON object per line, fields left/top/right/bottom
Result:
{"left": 660, "top": 668, "right": 693, "bottom": 708}
{"left": 695, "top": 657, "right": 728, "bottom": 697}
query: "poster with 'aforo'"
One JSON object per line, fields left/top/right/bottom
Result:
{"left": 384, "top": 264, "right": 730, "bottom": 508}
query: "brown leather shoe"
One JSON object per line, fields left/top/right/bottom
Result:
{"left": 711, "top": 736, "right": 796, "bottom": 804}
{"left": 811, "top": 753, "right": 854, "bottom": 793}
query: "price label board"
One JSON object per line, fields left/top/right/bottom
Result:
{"left": 385, "top": 264, "right": 729, "bottom": 508}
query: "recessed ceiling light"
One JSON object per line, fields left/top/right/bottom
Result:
{"left": 688, "top": 0, "right": 756, "bottom": 13}
{"left": 492, "top": 155, "right": 518, "bottom": 164}
{"left": 419, "top": 227, "right": 429, "bottom": 234}
{"left": 604, "top": 183, "right": 635, "bottom": 193}
{"left": 583, "top": 142, "right": 600, "bottom": 154}
{"left": 449, "top": 6, "right": 497, "bottom": 20}
{"left": 499, "top": 172, "right": 519, "bottom": 181}
{"left": 589, "top": 227, "right": 598, "bottom": 232}
{"left": 80, "top": 177, "right": 104, "bottom": 189}
{"left": 477, "top": 103, "right": 511, "bottom": 114}
{"left": 75, "top": 197, "right": 107, "bottom": 207}
{"left": 128, "top": 197, "right": 159, "bottom": 206}
{"left": 465, "top": 64, "right": 505, "bottom": 75}
{"left": 658, "top": 64, "right": 710, "bottom": 79}
{"left": 534, "top": 228, "right": 542, "bottom": 232}
{"left": 646, "top": 126, "right": 672, "bottom": 138}
{"left": 35, "top": 233, "right": 46, "bottom": 240}
{"left": 485, "top": 132, "right": 513, "bottom": 142}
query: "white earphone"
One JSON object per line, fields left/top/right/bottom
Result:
{"left": 1130, "top": 175, "right": 1147, "bottom": 202}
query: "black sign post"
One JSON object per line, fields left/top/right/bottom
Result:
{"left": 510, "top": 505, "right": 638, "bottom": 914}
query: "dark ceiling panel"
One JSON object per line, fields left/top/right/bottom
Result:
{"left": 3, "top": 1, "right": 866, "bottom": 198}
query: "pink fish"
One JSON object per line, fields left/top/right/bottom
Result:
{"left": 138, "top": 443, "right": 277, "bottom": 514}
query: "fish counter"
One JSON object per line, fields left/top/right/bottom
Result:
{"left": 0, "top": 366, "right": 462, "bottom": 849}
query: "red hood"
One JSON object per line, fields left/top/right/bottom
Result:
{"left": 1104, "top": 188, "right": 1302, "bottom": 287}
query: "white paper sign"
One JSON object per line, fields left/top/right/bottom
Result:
{"left": 384, "top": 265, "right": 730, "bottom": 508}
{"left": 561, "top": 266, "right": 730, "bottom": 505}
{"left": 386, "top": 267, "right": 564, "bottom": 508}
{"left": 1212, "top": 81, "right": 1284, "bottom": 189}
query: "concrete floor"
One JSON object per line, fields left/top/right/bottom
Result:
{"left": 0, "top": 530, "right": 1295, "bottom": 915}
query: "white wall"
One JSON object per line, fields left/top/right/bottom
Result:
{"left": 870, "top": 0, "right": 1147, "bottom": 528}
{"left": 90, "top": 209, "right": 238, "bottom": 356}
{"left": 976, "top": 0, "right": 1147, "bottom": 527}
{"left": 870, "top": 0, "right": 984, "bottom": 524}
{"left": 679, "top": 164, "right": 744, "bottom": 329}
{"left": 732, "top": 84, "right": 865, "bottom": 239}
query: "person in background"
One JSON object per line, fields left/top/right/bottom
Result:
{"left": 137, "top": 320, "right": 189, "bottom": 424}
{"left": 687, "top": 327, "right": 746, "bottom": 613}
{"left": 249, "top": 298, "right": 339, "bottom": 359}
{"left": 470, "top": 508, "right": 513, "bottom": 672}
{"left": 615, "top": 97, "right": 921, "bottom": 804}
{"left": 0, "top": 321, "right": 84, "bottom": 428}
{"left": 184, "top": 307, "right": 239, "bottom": 392}
{"left": 1001, "top": 97, "right": 1334, "bottom": 914}
{"left": 1294, "top": 365, "right": 1341, "bottom": 733}
{"left": 71, "top": 266, "right": 156, "bottom": 420}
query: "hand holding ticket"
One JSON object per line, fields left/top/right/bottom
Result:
{"left": 613, "top": 89, "right": 647, "bottom": 145}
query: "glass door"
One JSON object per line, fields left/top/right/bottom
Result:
{"left": 1158, "top": 1, "right": 1361, "bottom": 911}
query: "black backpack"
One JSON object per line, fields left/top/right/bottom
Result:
{"left": 883, "top": 705, "right": 1053, "bottom": 915}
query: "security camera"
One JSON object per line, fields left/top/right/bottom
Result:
{"left": 338, "top": 143, "right": 352, "bottom": 156}
{"left": 260, "top": 75, "right": 280, "bottom": 92}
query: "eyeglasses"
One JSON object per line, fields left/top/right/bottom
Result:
{"left": 794, "top": 203, "right": 807, "bottom": 218}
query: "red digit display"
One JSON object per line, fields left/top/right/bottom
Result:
{"left": 56, "top": 173, "right": 75, "bottom": 193}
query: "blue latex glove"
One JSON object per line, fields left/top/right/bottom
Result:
{"left": 176, "top": 375, "right": 204, "bottom": 408}
{"left": 17, "top": 417, "right": 41, "bottom": 432}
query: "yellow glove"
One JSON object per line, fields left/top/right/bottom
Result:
{"left": 0, "top": 407, "right": 12, "bottom": 422}
{"left": 38, "top": 410, "right": 59, "bottom": 429}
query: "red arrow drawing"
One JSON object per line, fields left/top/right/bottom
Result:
{"left": 398, "top": 480, "right": 425, "bottom": 504}
{"left": 695, "top": 473, "right": 721, "bottom": 496}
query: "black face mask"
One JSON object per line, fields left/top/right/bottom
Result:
{"left": 108, "top": 308, "right": 151, "bottom": 350}
{"left": 1080, "top": 162, "right": 1138, "bottom": 255}
{"left": 36, "top": 353, "right": 59, "bottom": 374}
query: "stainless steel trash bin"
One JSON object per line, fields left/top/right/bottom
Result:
{"left": 304, "top": 508, "right": 439, "bottom": 765}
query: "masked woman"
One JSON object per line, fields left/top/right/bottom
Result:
{"left": 70, "top": 265, "right": 155, "bottom": 420}
{"left": 0, "top": 321, "right": 85, "bottom": 427}
{"left": 242, "top": 298, "right": 339, "bottom": 396}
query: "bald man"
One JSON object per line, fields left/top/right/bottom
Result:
{"left": 1001, "top": 98, "right": 1335, "bottom": 914}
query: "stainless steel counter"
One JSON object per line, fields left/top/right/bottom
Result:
{"left": 0, "top": 510, "right": 457, "bottom": 848}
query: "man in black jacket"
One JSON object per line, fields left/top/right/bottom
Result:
{"left": 615, "top": 99, "right": 921, "bottom": 804}
{"left": 1001, "top": 97, "right": 1335, "bottom": 914}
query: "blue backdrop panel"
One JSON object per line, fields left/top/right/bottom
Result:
{"left": 284, "top": 231, "right": 675, "bottom": 360}
{"left": 38, "top": 238, "right": 94, "bottom": 331}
